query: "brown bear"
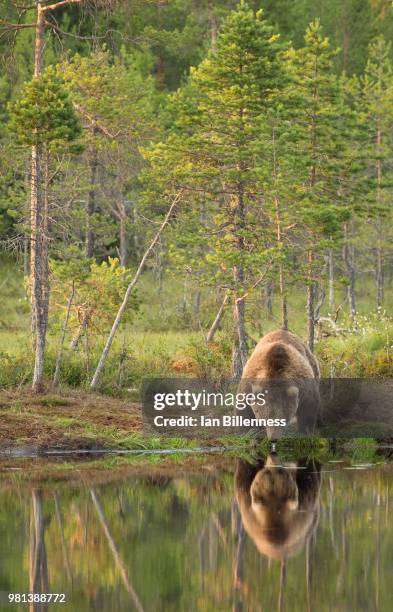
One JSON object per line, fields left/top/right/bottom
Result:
{"left": 240, "top": 330, "right": 320, "bottom": 438}
{"left": 235, "top": 454, "right": 321, "bottom": 560}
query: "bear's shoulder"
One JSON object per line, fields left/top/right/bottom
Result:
{"left": 242, "top": 330, "right": 317, "bottom": 379}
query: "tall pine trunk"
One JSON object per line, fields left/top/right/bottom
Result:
{"left": 232, "top": 181, "right": 248, "bottom": 379}
{"left": 232, "top": 280, "right": 248, "bottom": 379}
{"left": 119, "top": 212, "right": 128, "bottom": 267}
{"left": 24, "top": 158, "right": 30, "bottom": 278}
{"left": 30, "top": 2, "right": 49, "bottom": 392}
{"left": 279, "top": 266, "right": 288, "bottom": 330}
{"left": 266, "top": 281, "right": 273, "bottom": 318}
{"left": 307, "top": 251, "right": 316, "bottom": 352}
{"left": 375, "top": 243, "right": 384, "bottom": 309}
{"left": 272, "top": 127, "right": 288, "bottom": 330}
{"left": 31, "top": 142, "right": 46, "bottom": 390}
{"left": 343, "top": 225, "right": 356, "bottom": 316}
{"left": 328, "top": 247, "right": 335, "bottom": 311}
{"left": 86, "top": 138, "right": 98, "bottom": 259}
{"left": 376, "top": 123, "right": 384, "bottom": 309}
{"left": 207, "top": 0, "right": 218, "bottom": 52}
{"left": 29, "top": 490, "right": 48, "bottom": 600}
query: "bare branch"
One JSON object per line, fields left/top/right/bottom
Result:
{"left": 44, "top": 18, "right": 112, "bottom": 40}
{"left": 0, "top": 20, "right": 36, "bottom": 30}
{"left": 72, "top": 103, "right": 121, "bottom": 139}
{"left": 235, "top": 265, "right": 273, "bottom": 304}
{"left": 41, "top": 0, "right": 83, "bottom": 13}
{"left": 13, "top": 4, "right": 38, "bottom": 9}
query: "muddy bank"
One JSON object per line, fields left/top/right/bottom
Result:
{"left": 0, "top": 389, "right": 144, "bottom": 450}
{"left": 0, "top": 389, "right": 238, "bottom": 451}
{"left": 0, "top": 448, "right": 243, "bottom": 487}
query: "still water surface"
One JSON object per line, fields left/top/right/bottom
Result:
{"left": 0, "top": 453, "right": 392, "bottom": 611}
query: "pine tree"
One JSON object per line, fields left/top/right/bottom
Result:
{"left": 283, "top": 21, "right": 350, "bottom": 350}
{"left": 146, "top": 1, "right": 285, "bottom": 377}
{"left": 9, "top": 68, "right": 82, "bottom": 390}
{"left": 59, "top": 49, "right": 157, "bottom": 263}
{"left": 361, "top": 35, "right": 393, "bottom": 309}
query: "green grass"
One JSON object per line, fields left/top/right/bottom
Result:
{"left": 1, "top": 255, "right": 393, "bottom": 395}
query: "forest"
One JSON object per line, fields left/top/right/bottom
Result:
{"left": 1, "top": 0, "right": 393, "bottom": 407}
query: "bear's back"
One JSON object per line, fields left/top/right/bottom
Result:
{"left": 242, "top": 330, "right": 319, "bottom": 380}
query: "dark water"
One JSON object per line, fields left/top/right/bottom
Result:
{"left": 0, "top": 454, "right": 392, "bottom": 612}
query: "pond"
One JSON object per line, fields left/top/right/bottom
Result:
{"left": 0, "top": 452, "right": 392, "bottom": 611}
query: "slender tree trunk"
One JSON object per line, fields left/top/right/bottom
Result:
{"left": 154, "top": 242, "right": 164, "bottom": 295}
{"left": 278, "top": 559, "right": 287, "bottom": 612}
{"left": 181, "top": 276, "right": 188, "bottom": 322}
{"left": 70, "top": 309, "right": 91, "bottom": 350}
{"left": 24, "top": 237, "right": 30, "bottom": 276}
{"left": 53, "top": 492, "right": 73, "bottom": 585}
{"left": 375, "top": 122, "right": 383, "bottom": 309}
{"left": 29, "top": 0, "right": 86, "bottom": 395}
{"left": 29, "top": 490, "right": 48, "bottom": 611}
{"left": 328, "top": 247, "right": 335, "bottom": 312}
{"left": 342, "top": 226, "right": 356, "bottom": 316}
{"left": 86, "top": 139, "right": 98, "bottom": 259}
{"left": 194, "top": 288, "right": 201, "bottom": 318}
{"left": 31, "top": 141, "right": 48, "bottom": 391}
{"left": 90, "top": 489, "right": 144, "bottom": 611}
{"left": 307, "top": 251, "right": 316, "bottom": 353}
{"left": 207, "top": 0, "right": 218, "bottom": 53}
{"left": 33, "top": 3, "right": 45, "bottom": 78}
{"left": 232, "top": 167, "right": 248, "bottom": 379}
{"left": 272, "top": 126, "right": 288, "bottom": 330}
{"left": 24, "top": 158, "right": 30, "bottom": 278}
{"left": 347, "top": 246, "right": 356, "bottom": 316}
{"left": 278, "top": 266, "right": 288, "bottom": 330}
{"left": 42, "top": 146, "right": 50, "bottom": 335}
{"left": 132, "top": 200, "right": 140, "bottom": 259}
{"left": 376, "top": 244, "right": 384, "bottom": 309}
{"left": 119, "top": 211, "right": 128, "bottom": 267}
{"left": 52, "top": 282, "right": 75, "bottom": 388}
{"left": 156, "top": 255, "right": 164, "bottom": 296}
{"left": 307, "top": 64, "right": 320, "bottom": 354}
{"left": 266, "top": 280, "right": 273, "bottom": 318}
{"left": 232, "top": 282, "right": 248, "bottom": 380}
{"left": 206, "top": 293, "right": 229, "bottom": 344}
{"left": 30, "top": 4, "right": 47, "bottom": 393}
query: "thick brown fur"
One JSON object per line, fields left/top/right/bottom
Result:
{"left": 242, "top": 330, "right": 320, "bottom": 380}
{"left": 239, "top": 330, "right": 320, "bottom": 437}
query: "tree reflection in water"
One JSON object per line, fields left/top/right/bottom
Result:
{"left": 0, "top": 454, "right": 392, "bottom": 611}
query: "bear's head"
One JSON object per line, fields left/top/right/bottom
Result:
{"left": 236, "top": 455, "right": 320, "bottom": 560}
{"left": 251, "top": 381, "right": 300, "bottom": 439}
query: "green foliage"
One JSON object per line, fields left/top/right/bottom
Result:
{"left": 317, "top": 311, "right": 393, "bottom": 377}
{"left": 146, "top": 2, "right": 285, "bottom": 297}
{"left": 50, "top": 254, "right": 139, "bottom": 339}
{"left": 8, "top": 67, "right": 82, "bottom": 149}
{"left": 183, "top": 334, "right": 233, "bottom": 381}
{"left": 283, "top": 22, "right": 350, "bottom": 244}
{"left": 2, "top": 1, "right": 393, "bottom": 393}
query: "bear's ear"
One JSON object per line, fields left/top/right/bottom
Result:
{"left": 265, "top": 454, "right": 280, "bottom": 468}
{"left": 287, "top": 487, "right": 299, "bottom": 512}
{"left": 286, "top": 385, "right": 299, "bottom": 399}
{"left": 286, "top": 497, "right": 299, "bottom": 511}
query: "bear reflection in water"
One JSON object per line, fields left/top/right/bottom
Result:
{"left": 235, "top": 454, "right": 321, "bottom": 560}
